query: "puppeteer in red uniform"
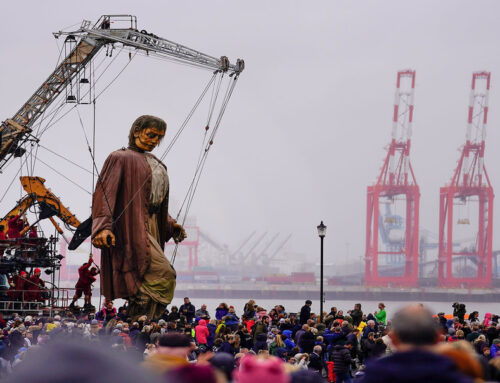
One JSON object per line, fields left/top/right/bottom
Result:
{"left": 7, "top": 214, "right": 26, "bottom": 239}
{"left": 7, "top": 271, "right": 28, "bottom": 301}
{"left": 26, "top": 268, "right": 45, "bottom": 301}
{"left": 69, "top": 255, "right": 99, "bottom": 309}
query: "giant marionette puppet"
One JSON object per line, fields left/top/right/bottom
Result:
{"left": 92, "top": 115, "right": 186, "bottom": 320}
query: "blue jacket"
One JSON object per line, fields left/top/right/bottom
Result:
{"left": 219, "top": 341, "right": 235, "bottom": 355}
{"left": 207, "top": 323, "right": 217, "bottom": 348}
{"left": 491, "top": 343, "right": 499, "bottom": 358}
{"left": 282, "top": 330, "right": 296, "bottom": 350}
{"left": 216, "top": 308, "right": 228, "bottom": 321}
{"left": 359, "top": 349, "right": 473, "bottom": 383}
{"left": 224, "top": 313, "right": 239, "bottom": 326}
{"left": 362, "top": 326, "right": 376, "bottom": 339}
{"left": 324, "top": 329, "right": 346, "bottom": 349}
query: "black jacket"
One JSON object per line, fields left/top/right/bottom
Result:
{"left": 331, "top": 345, "right": 352, "bottom": 374}
{"left": 350, "top": 309, "right": 363, "bottom": 326}
{"left": 299, "top": 331, "right": 316, "bottom": 354}
{"left": 179, "top": 303, "right": 196, "bottom": 322}
{"left": 308, "top": 352, "right": 323, "bottom": 372}
{"left": 361, "top": 338, "right": 376, "bottom": 361}
{"left": 300, "top": 305, "right": 311, "bottom": 325}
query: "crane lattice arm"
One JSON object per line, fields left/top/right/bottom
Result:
{"left": 0, "top": 14, "right": 244, "bottom": 171}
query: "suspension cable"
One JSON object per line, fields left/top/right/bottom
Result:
{"left": 171, "top": 75, "right": 239, "bottom": 264}
{"left": 111, "top": 72, "right": 219, "bottom": 225}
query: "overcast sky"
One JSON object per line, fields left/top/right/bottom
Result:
{"left": 1, "top": 0, "right": 500, "bottom": 268}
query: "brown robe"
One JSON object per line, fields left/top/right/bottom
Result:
{"left": 92, "top": 148, "right": 175, "bottom": 300}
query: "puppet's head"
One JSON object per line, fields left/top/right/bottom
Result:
{"left": 128, "top": 115, "right": 166, "bottom": 152}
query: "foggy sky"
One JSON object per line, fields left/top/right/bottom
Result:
{"left": 1, "top": 0, "right": 500, "bottom": 268}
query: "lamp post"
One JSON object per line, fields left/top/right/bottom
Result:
{"left": 317, "top": 221, "right": 327, "bottom": 323}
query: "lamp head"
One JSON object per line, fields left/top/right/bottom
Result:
{"left": 317, "top": 221, "right": 327, "bottom": 238}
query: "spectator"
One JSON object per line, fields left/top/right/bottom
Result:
{"left": 361, "top": 332, "right": 377, "bottom": 362}
{"left": 350, "top": 303, "right": 363, "bottom": 327}
{"left": 215, "top": 303, "right": 229, "bottom": 321}
{"left": 374, "top": 303, "right": 386, "bottom": 325}
{"left": 483, "top": 312, "right": 492, "bottom": 328}
{"left": 5, "top": 340, "right": 161, "bottom": 383}
{"left": 142, "top": 333, "right": 191, "bottom": 375}
{"left": 256, "top": 306, "right": 268, "bottom": 320}
{"left": 300, "top": 300, "right": 312, "bottom": 325}
{"left": 219, "top": 335, "right": 237, "bottom": 355}
{"left": 224, "top": 307, "right": 240, "bottom": 331}
{"left": 465, "top": 325, "right": 480, "bottom": 342}
{"left": 473, "top": 335, "right": 488, "bottom": 354}
{"left": 299, "top": 327, "right": 316, "bottom": 354}
{"left": 282, "top": 330, "right": 296, "bottom": 351}
{"left": 269, "top": 333, "right": 286, "bottom": 356}
{"left": 195, "top": 304, "right": 210, "bottom": 320}
{"left": 243, "top": 300, "right": 256, "bottom": 320}
{"left": 331, "top": 343, "right": 352, "bottom": 383}
{"left": 167, "top": 306, "right": 180, "bottom": 322}
{"left": 98, "top": 300, "right": 117, "bottom": 323}
{"left": 308, "top": 344, "right": 324, "bottom": 373}
{"left": 253, "top": 333, "right": 267, "bottom": 353}
{"left": 252, "top": 316, "right": 269, "bottom": 341}
{"left": 234, "top": 355, "right": 289, "bottom": 383}
{"left": 195, "top": 319, "right": 209, "bottom": 352}
{"left": 486, "top": 324, "right": 498, "bottom": 346}
{"left": 491, "top": 339, "right": 500, "bottom": 358}
{"left": 295, "top": 324, "right": 308, "bottom": 345}
{"left": 362, "top": 320, "right": 377, "bottom": 339}
{"left": 359, "top": 304, "right": 473, "bottom": 383}
{"left": 179, "top": 297, "right": 195, "bottom": 323}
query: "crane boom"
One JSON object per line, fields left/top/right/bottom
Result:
{"left": 0, "top": 176, "right": 81, "bottom": 234}
{"left": 0, "top": 14, "right": 244, "bottom": 171}
{"left": 0, "top": 38, "right": 102, "bottom": 167}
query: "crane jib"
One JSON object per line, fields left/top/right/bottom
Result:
{"left": 0, "top": 14, "right": 244, "bottom": 172}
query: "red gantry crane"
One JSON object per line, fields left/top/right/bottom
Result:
{"left": 365, "top": 70, "right": 419, "bottom": 287}
{"left": 438, "top": 72, "right": 494, "bottom": 288}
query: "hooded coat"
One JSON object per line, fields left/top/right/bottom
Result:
{"left": 92, "top": 148, "right": 176, "bottom": 299}
{"left": 282, "top": 330, "right": 296, "bottom": 351}
{"left": 195, "top": 319, "right": 209, "bottom": 345}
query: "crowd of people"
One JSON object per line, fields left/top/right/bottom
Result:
{"left": 0, "top": 298, "right": 498, "bottom": 382}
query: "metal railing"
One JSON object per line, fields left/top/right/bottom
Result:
{"left": 0, "top": 288, "right": 72, "bottom": 316}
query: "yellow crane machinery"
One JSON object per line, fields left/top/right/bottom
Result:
{"left": 0, "top": 176, "right": 81, "bottom": 239}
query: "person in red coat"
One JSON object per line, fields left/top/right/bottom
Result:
{"left": 69, "top": 255, "right": 99, "bottom": 309}
{"left": 26, "top": 268, "right": 45, "bottom": 301}
{"left": 7, "top": 271, "right": 28, "bottom": 301}
{"left": 7, "top": 214, "right": 26, "bottom": 239}
{"left": 28, "top": 226, "right": 38, "bottom": 239}
{"left": 195, "top": 319, "right": 210, "bottom": 351}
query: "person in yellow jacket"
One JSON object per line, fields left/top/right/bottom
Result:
{"left": 357, "top": 320, "right": 367, "bottom": 340}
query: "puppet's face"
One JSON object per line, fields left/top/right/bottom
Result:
{"left": 134, "top": 127, "right": 165, "bottom": 152}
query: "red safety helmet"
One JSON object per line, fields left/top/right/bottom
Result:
{"left": 20, "top": 271, "right": 27, "bottom": 277}
{"left": 34, "top": 268, "right": 41, "bottom": 274}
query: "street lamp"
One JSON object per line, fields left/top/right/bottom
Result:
{"left": 317, "top": 221, "right": 327, "bottom": 323}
